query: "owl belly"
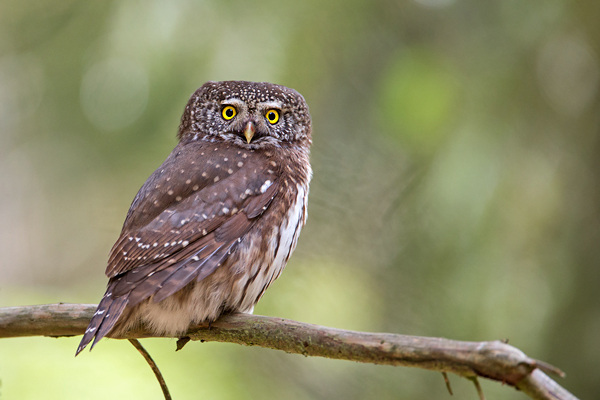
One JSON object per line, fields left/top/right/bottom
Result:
{"left": 117, "top": 185, "right": 307, "bottom": 337}
{"left": 228, "top": 184, "right": 307, "bottom": 313}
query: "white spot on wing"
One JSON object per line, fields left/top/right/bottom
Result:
{"left": 260, "top": 180, "right": 272, "bottom": 193}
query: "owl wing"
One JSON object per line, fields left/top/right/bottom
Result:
{"left": 76, "top": 141, "right": 281, "bottom": 355}
{"left": 106, "top": 142, "right": 277, "bottom": 276}
{"left": 107, "top": 141, "right": 280, "bottom": 300}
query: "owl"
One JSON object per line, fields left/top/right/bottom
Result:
{"left": 76, "top": 81, "right": 312, "bottom": 355}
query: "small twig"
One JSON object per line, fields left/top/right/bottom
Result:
{"left": 128, "top": 339, "right": 172, "bottom": 400}
{"left": 176, "top": 336, "right": 191, "bottom": 351}
{"left": 531, "top": 359, "right": 566, "bottom": 378}
{"left": 442, "top": 372, "right": 453, "bottom": 395}
{"left": 469, "top": 377, "right": 485, "bottom": 400}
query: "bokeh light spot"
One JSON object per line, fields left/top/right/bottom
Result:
{"left": 0, "top": 53, "right": 45, "bottom": 139}
{"left": 80, "top": 58, "right": 149, "bottom": 132}
{"left": 413, "top": 0, "right": 456, "bottom": 8}
{"left": 537, "top": 35, "right": 600, "bottom": 117}
{"left": 379, "top": 51, "right": 459, "bottom": 153}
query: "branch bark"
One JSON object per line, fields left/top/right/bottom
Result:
{"left": 0, "top": 303, "right": 577, "bottom": 400}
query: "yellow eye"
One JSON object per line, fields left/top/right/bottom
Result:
{"left": 222, "top": 106, "right": 236, "bottom": 120}
{"left": 265, "top": 109, "right": 279, "bottom": 124}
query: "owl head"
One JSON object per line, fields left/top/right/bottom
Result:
{"left": 178, "top": 81, "right": 311, "bottom": 149}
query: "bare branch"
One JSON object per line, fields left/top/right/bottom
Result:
{"left": 0, "top": 303, "right": 578, "bottom": 400}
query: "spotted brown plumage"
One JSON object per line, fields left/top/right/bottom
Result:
{"left": 77, "top": 81, "right": 311, "bottom": 355}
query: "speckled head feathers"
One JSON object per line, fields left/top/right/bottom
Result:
{"left": 178, "top": 81, "right": 311, "bottom": 148}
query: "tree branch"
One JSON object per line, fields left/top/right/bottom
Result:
{"left": 0, "top": 303, "right": 578, "bottom": 400}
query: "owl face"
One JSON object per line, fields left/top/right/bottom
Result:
{"left": 178, "top": 81, "right": 311, "bottom": 149}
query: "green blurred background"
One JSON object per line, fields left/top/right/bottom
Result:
{"left": 1, "top": 0, "right": 599, "bottom": 399}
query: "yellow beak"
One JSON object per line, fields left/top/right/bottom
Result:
{"left": 243, "top": 121, "right": 255, "bottom": 144}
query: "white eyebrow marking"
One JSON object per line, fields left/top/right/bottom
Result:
{"left": 221, "top": 98, "right": 246, "bottom": 108}
{"left": 258, "top": 101, "right": 284, "bottom": 111}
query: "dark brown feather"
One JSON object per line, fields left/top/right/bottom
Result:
{"left": 77, "top": 141, "right": 284, "bottom": 351}
{"left": 76, "top": 278, "right": 127, "bottom": 355}
{"left": 106, "top": 141, "right": 279, "bottom": 278}
{"left": 92, "top": 296, "right": 127, "bottom": 348}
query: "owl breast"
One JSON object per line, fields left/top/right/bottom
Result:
{"left": 229, "top": 183, "right": 308, "bottom": 312}
{"left": 114, "top": 181, "right": 309, "bottom": 337}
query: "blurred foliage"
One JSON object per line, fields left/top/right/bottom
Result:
{"left": 1, "top": 0, "right": 600, "bottom": 399}
{"left": 379, "top": 50, "right": 459, "bottom": 153}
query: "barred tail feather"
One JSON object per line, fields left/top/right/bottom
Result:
{"left": 76, "top": 280, "right": 128, "bottom": 356}
{"left": 91, "top": 296, "right": 128, "bottom": 348}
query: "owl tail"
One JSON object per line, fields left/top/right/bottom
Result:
{"left": 76, "top": 280, "right": 128, "bottom": 356}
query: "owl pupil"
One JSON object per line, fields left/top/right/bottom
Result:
{"left": 268, "top": 112, "right": 275, "bottom": 120}
{"left": 225, "top": 108, "right": 234, "bottom": 118}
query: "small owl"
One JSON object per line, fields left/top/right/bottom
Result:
{"left": 77, "top": 81, "right": 312, "bottom": 355}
